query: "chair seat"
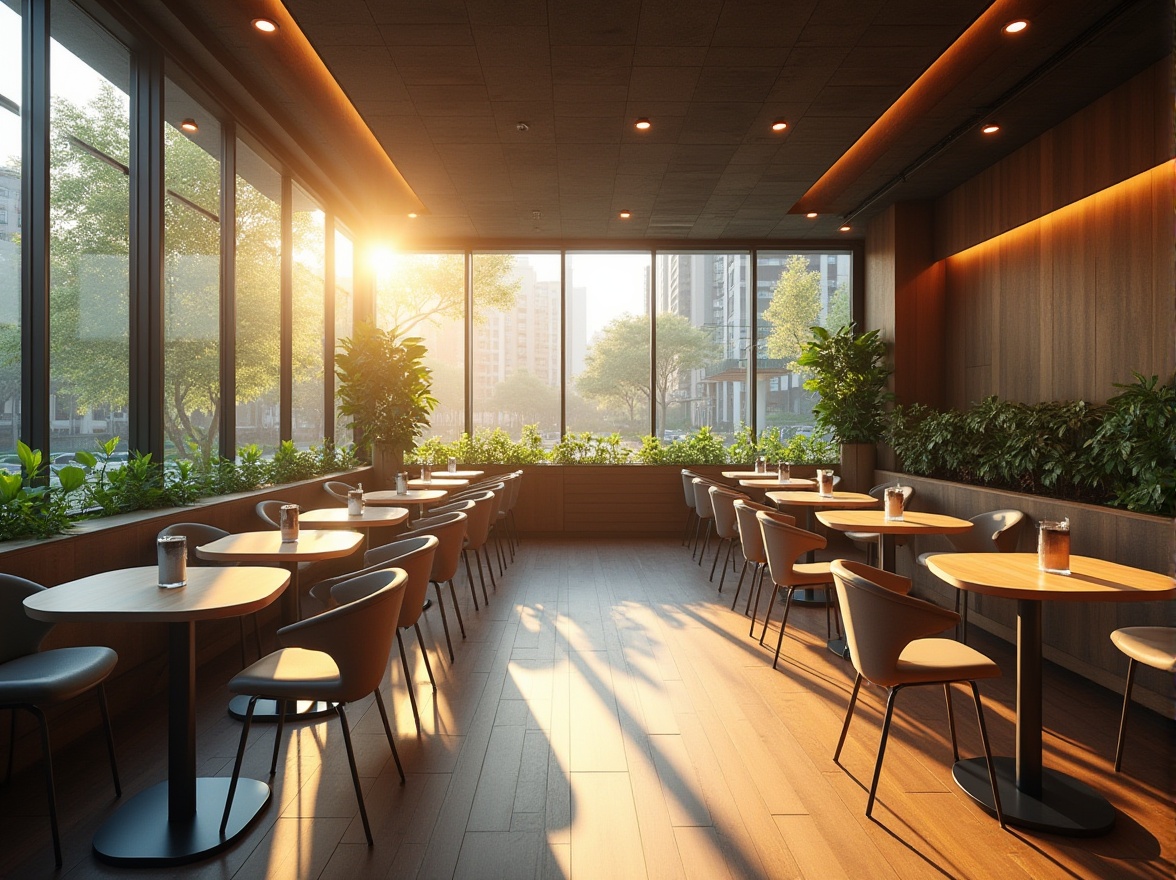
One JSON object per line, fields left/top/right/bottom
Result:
{"left": 791, "top": 562, "right": 834, "bottom": 586}
{"left": 845, "top": 531, "right": 880, "bottom": 542}
{"left": 916, "top": 550, "right": 944, "bottom": 566}
{"left": 1111, "top": 627, "right": 1176, "bottom": 673}
{"left": 0, "top": 647, "right": 117, "bottom": 705}
{"left": 891, "top": 637, "right": 1000, "bottom": 686}
{"left": 229, "top": 647, "right": 344, "bottom": 701}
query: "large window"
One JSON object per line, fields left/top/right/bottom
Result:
{"left": 566, "top": 252, "right": 651, "bottom": 439}
{"left": 49, "top": 3, "right": 131, "bottom": 458}
{"left": 333, "top": 227, "right": 354, "bottom": 445}
{"left": 291, "top": 183, "right": 324, "bottom": 447}
{"left": 234, "top": 140, "right": 281, "bottom": 453}
{"left": 472, "top": 253, "right": 557, "bottom": 440}
{"left": 656, "top": 252, "right": 750, "bottom": 440}
{"left": 163, "top": 79, "right": 220, "bottom": 460}
{"left": 0, "top": 1, "right": 20, "bottom": 460}
{"left": 374, "top": 252, "right": 466, "bottom": 442}
{"left": 756, "top": 250, "right": 852, "bottom": 439}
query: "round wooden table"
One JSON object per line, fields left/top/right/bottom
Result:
{"left": 927, "top": 553, "right": 1176, "bottom": 836}
{"left": 434, "top": 469, "right": 484, "bottom": 479}
{"left": 298, "top": 506, "right": 409, "bottom": 552}
{"left": 723, "top": 470, "right": 782, "bottom": 479}
{"left": 816, "top": 509, "right": 972, "bottom": 571}
{"left": 738, "top": 477, "right": 816, "bottom": 490}
{"left": 407, "top": 477, "right": 468, "bottom": 490}
{"left": 24, "top": 566, "right": 288, "bottom": 866}
{"left": 196, "top": 529, "right": 364, "bottom": 721}
{"left": 364, "top": 488, "right": 449, "bottom": 522}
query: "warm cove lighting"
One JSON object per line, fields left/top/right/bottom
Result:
{"left": 634, "top": 118, "right": 651, "bottom": 130}
{"left": 252, "top": 18, "right": 278, "bottom": 33}
{"left": 1003, "top": 20, "right": 1029, "bottom": 34}
{"left": 771, "top": 120, "right": 788, "bottom": 132}
{"left": 981, "top": 123, "right": 1001, "bottom": 134}
{"left": 618, "top": 210, "right": 632, "bottom": 219}
{"left": 839, "top": 224, "right": 851, "bottom": 232}
{"left": 806, "top": 212, "right": 818, "bottom": 219}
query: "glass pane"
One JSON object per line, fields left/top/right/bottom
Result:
{"left": 374, "top": 252, "right": 465, "bottom": 442}
{"left": 655, "top": 253, "right": 749, "bottom": 442}
{"left": 472, "top": 253, "right": 558, "bottom": 441}
{"left": 234, "top": 140, "right": 281, "bottom": 454}
{"left": 163, "top": 79, "right": 220, "bottom": 460}
{"left": 0, "top": 0, "right": 20, "bottom": 460}
{"left": 333, "top": 228, "right": 353, "bottom": 445}
{"left": 566, "top": 252, "right": 651, "bottom": 440}
{"left": 756, "top": 250, "right": 853, "bottom": 440}
{"left": 291, "top": 183, "right": 324, "bottom": 448}
{"left": 49, "top": 3, "right": 131, "bottom": 459}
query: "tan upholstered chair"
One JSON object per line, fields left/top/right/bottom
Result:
{"left": 756, "top": 510, "right": 836, "bottom": 669}
{"left": 0, "top": 575, "right": 121, "bottom": 867}
{"left": 916, "top": 509, "right": 1025, "bottom": 642}
{"left": 680, "top": 470, "right": 699, "bottom": 548}
{"left": 707, "top": 485, "right": 749, "bottom": 590}
{"left": 322, "top": 480, "right": 356, "bottom": 504}
{"left": 692, "top": 477, "right": 718, "bottom": 566}
{"left": 733, "top": 501, "right": 790, "bottom": 632}
{"left": 830, "top": 560, "right": 1004, "bottom": 827}
{"left": 1110, "top": 626, "right": 1176, "bottom": 772}
{"left": 159, "top": 523, "right": 263, "bottom": 666}
{"left": 401, "top": 511, "right": 471, "bottom": 663}
{"left": 221, "top": 569, "right": 409, "bottom": 845}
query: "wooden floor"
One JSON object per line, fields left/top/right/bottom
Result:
{"left": 1, "top": 537, "right": 1172, "bottom": 879}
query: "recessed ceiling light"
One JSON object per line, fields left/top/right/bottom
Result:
{"left": 407, "top": 212, "right": 418, "bottom": 219}
{"left": 1003, "top": 20, "right": 1028, "bottom": 34}
{"left": 839, "top": 224, "right": 851, "bottom": 232}
{"left": 634, "top": 118, "right": 651, "bottom": 131}
{"left": 806, "top": 212, "right": 818, "bottom": 219}
{"left": 179, "top": 118, "right": 198, "bottom": 133}
{"left": 981, "top": 123, "right": 1001, "bottom": 134}
{"left": 771, "top": 120, "right": 788, "bottom": 132}
{"left": 619, "top": 210, "right": 632, "bottom": 219}
{"left": 252, "top": 18, "right": 278, "bottom": 33}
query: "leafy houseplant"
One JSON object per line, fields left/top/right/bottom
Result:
{"left": 335, "top": 322, "right": 437, "bottom": 485}
{"left": 795, "top": 324, "right": 892, "bottom": 491}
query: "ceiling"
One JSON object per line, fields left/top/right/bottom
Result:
{"left": 140, "top": 0, "right": 1169, "bottom": 243}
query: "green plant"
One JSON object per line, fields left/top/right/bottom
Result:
{"left": 0, "top": 442, "right": 85, "bottom": 540}
{"left": 550, "top": 432, "right": 632, "bottom": 464}
{"left": 795, "top": 324, "right": 892, "bottom": 444}
{"left": 1085, "top": 373, "right": 1176, "bottom": 516}
{"left": 335, "top": 322, "right": 437, "bottom": 458}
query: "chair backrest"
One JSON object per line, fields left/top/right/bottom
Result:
{"left": 757, "top": 509, "right": 826, "bottom": 588}
{"left": 323, "top": 481, "right": 355, "bottom": 504}
{"left": 276, "top": 568, "right": 408, "bottom": 702}
{"left": 733, "top": 500, "right": 787, "bottom": 566}
{"left": 457, "top": 490, "right": 497, "bottom": 551}
{"left": 0, "top": 574, "right": 53, "bottom": 663}
{"left": 868, "top": 481, "right": 915, "bottom": 506}
{"left": 158, "top": 523, "right": 231, "bottom": 566}
{"left": 364, "top": 535, "right": 439, "bottom": 627}
{"left": 401, "top": 511, "right": 468, "bottom": 583}
{"left": 493, "top": 474, "right": 518, "bottom": 519}
{"left": 427, "top": 498, "right": 477, "bottom": 518}
{"left": 506, "top": 471, "right": 523, "bottom": 512}
{"left": 256, "top": 499, "right": 300, "bottom": 529}
{"left": 831, "top": 560, "right": 957, "bottom": 688}
{"left": 948, "top": 509, "right": 1026, "bottom": 554}
{"left": 450, "top": 481, "right": 505, "bottom": 505}
{"left": 680, "top": 471, "right": 697, "bottom": 510}
{"left": 692, "top": 478, "right": 716, "bottom": 520}
{"left": 708, "top": 485, "right": 747, "bottom": 540}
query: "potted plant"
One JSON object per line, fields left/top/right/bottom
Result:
{"left": 335, "top": 322, "right": 437, "bottom": 488}
{"left": 795, "top": 324, "right": 892, "bottom": 493}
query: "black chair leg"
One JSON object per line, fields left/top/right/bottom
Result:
{"left": 866, "top": 687, "right": 901, "bottom": 818}
{"left": 730, "top": 559, "right": 748, "bottom": 610}
{"left": 681, "top": 508, "right": 694, "bottom": 546}
{"left": 697, "top": 521, "right": 713, "bottom": 566}
{"left": 397, "top": 631, "right": 421, "bottom": 732}
{"left": 970, "top": 682, "right": 1005, "bottom": 828}
{"left": 96, "top": 684, "right": 121, "bottom": 796}
{"left": 748, "top": 566, "right": 766, "bottom": 634}
{"left": 432, "top": 581, "right": 455, "bottom": 663}
{"left": 414, "top": 623, "right": 437, "bottom": 691}
{"left": 372, "top": 689, "right": 405, "bottom": 783}
{"left": 222, "top": 696, "right": 258, "bottom": 834}
{"left": 335, "top": 704, "right": 374, "bottom": 845}
{"left": 474, "top": 550, "right": 490, "bottom": 604}
{"left": 772, "top": 588, "right": 796, "bottom": 670}
{"left": 463, "top": 550, "right": 480, "bottom": 610}
{"left": 31, "top": 707, "right": 61, "bottom": 867}
{"left": 834, "top": 674, "right": 863, "bottom": 763}
{"left": 759, "top": 584, "right": 781, "bottom": 646}
{"left": 482, "top": 545, "right": 499, "bottom": 591}
{"left": 1114, "top": 657, "right": 1137, "bottom": 772}
{"left": 944, "top": 683, "right": 959, "bottom": 762}
{"left": 270, "top": 699, "right": 287, "bottom": 775}
{"left": 447, "top": 579, "right": 466, "bottom": 637}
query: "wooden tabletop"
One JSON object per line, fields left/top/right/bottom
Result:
{"left": 23, "top": 566, "right": 289, "bottom": 623}
{"left": 723, "top": 470, "right": 785, "bottom": 479}
{"left": 927, "top": 553, "right": 1176, "bottom": 603}
{"left": 738, "top": 477, "right": 816, "bottom": 490}
{"left": 364, "top": 489, "right": 449, "bottom": 506}
{"left": 433, "top": 469, "right": 483, "bottom": 479}
{"left": 816, "top": 509, "right": 973, "bottom": 535}
{"left": 298, "top": 507, "right": 409, "bottom": 528}
{"left": 407, "top": 477, "right": 468, "bottom": 489}
{"left": 195, "top": 529, "right": 364, "bottom": 563}
{"left": 768, "top": 490, "right": 876, "bottom": 507}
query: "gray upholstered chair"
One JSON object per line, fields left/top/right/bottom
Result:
{"left": 1109, "top": 626, "right": 1176, "bottom": 772}
{"left": 159, "top": 523, "right": 263, "bottom": 665}
{"left": 221, "top": 568, "right": 409, "bottom": 846}
{"left": 255, "top": 499, "right": 301, "bottom": 529}
{"left": 680, "top": 470, "right": 699, "bottom": 548}
{"left": 916, "top": 509, "right": 1025, "bottom": 642}
{"left": 733, "top": 501, "right": 789, "bottom": 632}
{"left": 0, "top": 574, "right": 121, "bottom": 866}
{"left": 322, "top": 480, "right": 356, "bottom": 504}
{"left": 830, "top": 560, "right": 1004, "bottom": 827}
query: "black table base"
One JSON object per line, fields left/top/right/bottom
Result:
{"left": 93, "top": 777, "right": 269, "bottom": 866}
{"left": 953, "top": 757, "right": 1115, "bottom": 836}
